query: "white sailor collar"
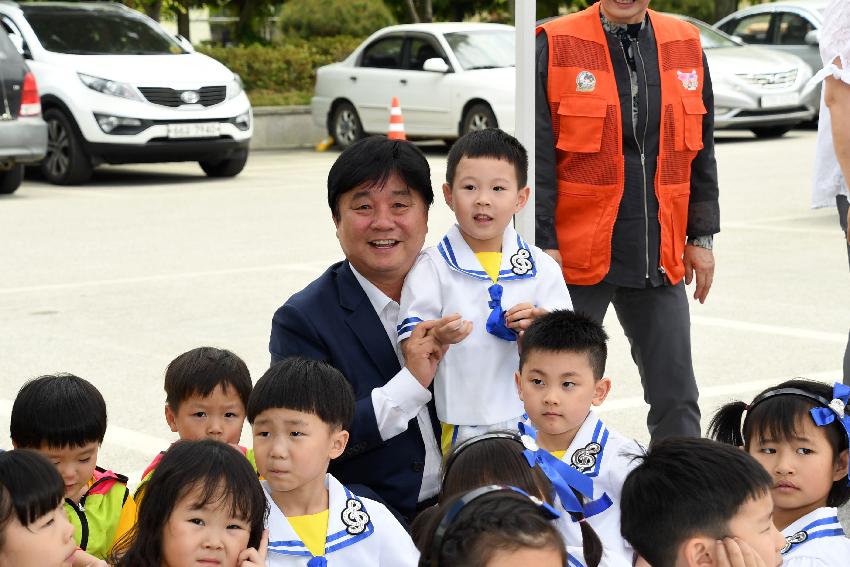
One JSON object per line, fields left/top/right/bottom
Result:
{"left": 436, "top": 223, "right": 537, "bottom": 281}
{"left": 562, "top": 410, "right": 611, "bottom": 478}
{"left": 266, "top": 474, "right": 374, "bottom": 558}
{"left": 781, "top": 506, "right": 845, "bottom": 555}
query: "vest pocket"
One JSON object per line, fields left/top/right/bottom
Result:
{"left": 681, "top": 95, "right": 706, "bottom": 151}
{"left": 556, "top": 95, "right": 608, "bottom": 153}
{"left": 555, "top": 189, "right": 607, "bottom": 269}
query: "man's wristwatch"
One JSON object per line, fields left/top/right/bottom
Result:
{"left": 687, "top": 235, "right": 714, "bottom": 250}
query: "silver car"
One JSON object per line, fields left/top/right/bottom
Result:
{"left": 681, "top": 16, "right": 816, "bottom": 138}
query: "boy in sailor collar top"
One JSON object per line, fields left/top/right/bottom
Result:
{"left": 515, "top": 310, "right": 642, "bottom": 565}
{"left": 247, "top": 358, "right": 418, "bottom": 567}
{"left": 398, "top": 128, "right": 572, "bottom": 454}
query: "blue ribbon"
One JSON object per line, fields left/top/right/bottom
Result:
{"left": 307, "top": 556, "right": 327, "bottom": 567}
{"left": 485, "top": 283, "right": 518, "bottom": 342}
{"left": 809, "top": 383, "right": 850, "bottom": 486}
{"left": 517, "top": 422, "right": 612, "bottom": 518}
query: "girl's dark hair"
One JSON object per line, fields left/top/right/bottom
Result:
{"left": 0, "top": 449, "right": 65, "bottom": 550}
{"left": 11, "top": 373, "right": 107, "bottom": 449}
{"left": 110, "top": 440, "right": 268, "bottom": 567}
{"left": 435, "top": 433, "right": 603, "bottom": 567}
{"left": 708, "top": 378, "right": 850, "bottom": 507}
{"left": 416, "top": 488, "right": 567, "bottom": 567}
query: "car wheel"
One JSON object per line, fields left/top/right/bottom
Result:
{"left": 461, "top": 103, "right": 498, "bottom": 136}
{"left": 42, "top": 108, "right": 92, "bottom": 185}
{"left": 332, "top": 102, "right": 364, "bottom": 149}
{"left": 0, "top": 165, "right": 23, "bottom": 195}
{"left": 751, "top": 125, "right": 793, "bottom": 139}
{"left": 199, "top": 149, "right": 249, "bottom": 178}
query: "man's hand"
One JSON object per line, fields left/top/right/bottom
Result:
{"left": 543, "top": 248, "right": 563, "bottom": 268}
{"left": 506, "top": 303, "right": 548, "bottom": 334}
{"left": 401, "top": 317, "right": 452, "bottom": 388}
{"left": 431, "top": 313, "right": 473, "bottom": 345}
{"left": 238, "top": 529, "right": 268, "bottom": 567}
{"left": 714, "top": 537, "right": 767, "bottom": 567}
{"left": 684, "top": 244, "right": 715, "bottom": 304}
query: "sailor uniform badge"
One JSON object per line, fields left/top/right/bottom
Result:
{"left": 677, "top": 69, "right": 699, "bottom": 91}
{"left": 781, "top": 530, "right": 808, "bottom": 554}
{"left": 510, "top": 249, "right": 534, "bottom": 275}
{"left": 571, "top": 442, "right": 602, "bottom": 473}
{"left": 576, "top": 71, "right": 596, "bottom": 93}
{"left": 341, "top": 498, "right": 370, "bottom": 535}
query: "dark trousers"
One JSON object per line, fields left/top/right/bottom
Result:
{"left": 837, "top": 195, "right": 850, "bottom": 384}
{"left": 568, "top": 280, "right": 701, "bottom": 441}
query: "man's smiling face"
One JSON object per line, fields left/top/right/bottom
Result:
{"left": 334, "top": 172, "right": 428, "bottom": 289}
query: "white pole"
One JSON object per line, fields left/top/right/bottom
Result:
{"left": 514, "top": 0, "right": 536, "bottom": 245}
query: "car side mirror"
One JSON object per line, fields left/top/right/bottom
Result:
{"left": 422, "top": 57, "right": 449, "bottom": 73}
{"left": 805, "top": 29, "right": 820, "bottom": 46}
{"left": 174, "top": 34, "right": 194, "bottom": 53}
{"left": 730, "top": 35, "right": 745, "bottom": 46}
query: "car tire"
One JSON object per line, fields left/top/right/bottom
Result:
{"left": 42, "top": 108, "right": 93, "bottom": 185}
{"left": 751, "top": 125, "right": 793, "bottom": 139}
{"left": 199, "top": 149, "right": 249, "bottom": 178}
{"left": 461, "top": 103, "right": 498, "bottom": 136}
{"left": 0, "top": 165, "right": 23, "bottom": 195}
{"left": 331, "top": 102, "right": 365, "bottom": 149}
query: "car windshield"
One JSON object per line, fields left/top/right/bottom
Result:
{"left": 444, "top": 29, "right": 515, "bottom": 70}
{"left": 22, "top": 7, "right": 185, "bottom": 55}
{"left": 684, "top": 17, "right": 740, "bottom": 49}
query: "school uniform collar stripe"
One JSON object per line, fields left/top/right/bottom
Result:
{"left": 783, "top": 528, "right": 846, "bottom": 555}
{"left": 800, "top": 516, "right": 841, "bottom": 531}
{"left": 437, "top": 225, "right": 537, "bottom": 281}
{"left": 397, "top": 317, "right": 423, "bottom": 335}
{"left": 581, "top": 418, "right": 609, "bottom": 478}
{"left": 567, "top": 555, "right": 586, "bottom": 567}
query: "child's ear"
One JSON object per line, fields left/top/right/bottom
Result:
{"left": 164, "top": 404, "right": 179, "bottom": 434}
{"left": 514, "top": 371, "right": 524, "bottom": 399}
{"left": 329, "top": 429, "right": 349, "bottom": 459}
{"left": 680, "top": 537, "right": 715, "bottom": 567}
{"left": 442, "top": 183, "right": 453, "bottom": 210}
{"left": 833, "top": 448, "right": 849, "bottom": 482}
{"left": 591, "top": 377, "right": 612, "bottom": 406}
{"left": 515, "top": 185, "right": 530, "bottom": 211}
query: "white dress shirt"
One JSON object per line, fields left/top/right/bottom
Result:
{"left": 350, "top": 266, "right": 441, "bottom": 502}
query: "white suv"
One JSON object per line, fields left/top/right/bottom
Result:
{"left": 0, "top": 1, "right": 252, "bottom": 185}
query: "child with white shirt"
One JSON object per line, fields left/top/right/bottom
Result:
{"left": 515, "top": 310, "right": 641, "bottom": 565}
{"left": 248, "top": 357, "right": 418, "bottom": 566}
{"left": 398, "top": 129, "right": 572, "bottom": 453}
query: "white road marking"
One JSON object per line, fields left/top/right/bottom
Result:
{"left": 692, "top": 316, "right": 847, "bottom": 343}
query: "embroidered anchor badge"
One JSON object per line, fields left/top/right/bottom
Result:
{"left": 781, "top": 530, "right": 808, "bottom": 554}
{"left": 510, "top": 249, "right": 533, "bottom": 276}
{"left": 341, "top": 498, "right": 370, "bottom": 535}
{"left": 570, "top": 442, "right": 602, "bottom": 472}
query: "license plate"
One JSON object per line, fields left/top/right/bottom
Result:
{"left": 761, "top": 93, "right": 799, "bottom": 109}
{"left": 167, "top": 123, "right": 221, "bottom": 139}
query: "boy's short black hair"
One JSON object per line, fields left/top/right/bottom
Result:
{"left": 11, "top": 373, "right": 107, "bottom": 449}
{"left": 0, "top": 449, "right": 65, "bottom": 550}
{"left": 620, "top": 438, "right": 773, "bottom": 567}
{"left": 165, "top": 347, "right": 252, "bottom": 412}
{"left": 445, "top": 128, "right": 528, "bottom": 188}
{"left": 519, "top": 310, "right": 608, "bottom": 378}
{"left": 247, "top": 357, "right": 355, "bottom": 430}
{"left": 327, "top": 136, "right": 434, "bottom": 219}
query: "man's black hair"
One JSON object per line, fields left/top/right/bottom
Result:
{"left": 327, "top": 136, "right": 434, "bottom": 218}
{"left": 11, "top": 373, "right": 107, "bottom": 449}
{"left": 620, "top": 438, "right": 773, "bottom": 567}
{"left": 247, "top": 357, "right": 355, "bottom": 430}
{"left": 518, "top": 310, "right": 608, "bottom": 378}
{"left": 445, "top": 128, "right": 528, "bottom": 188}
{"left": 165, "top": 347, "right": 252, "bottom": 412}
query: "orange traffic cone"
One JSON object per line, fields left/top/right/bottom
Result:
{"left": 388, "top": 97, "right": 406, "bottom": 140}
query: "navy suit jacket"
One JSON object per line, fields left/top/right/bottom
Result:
{"left": 269, "top": 260, "right": 439, "bottom": 519}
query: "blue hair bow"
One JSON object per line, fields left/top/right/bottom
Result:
{"left": 810, "top": 383, "right": 850, "bottom": 486}
{"left": 517, "top": 422, "right": 613, "bottom": 518}
{"left": 485, "top": 284, "right": 518, "bottom": 342}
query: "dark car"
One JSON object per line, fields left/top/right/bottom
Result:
{"left": 0, "top": 27, "right": 45, "bottom": 194}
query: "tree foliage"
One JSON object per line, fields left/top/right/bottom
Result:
{"left": 279, "top": 0, "right": 396, "bottom": 39}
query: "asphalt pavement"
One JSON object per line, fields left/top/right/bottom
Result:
{"left": 1, "top": 129, "right": 848, "bottom": 524}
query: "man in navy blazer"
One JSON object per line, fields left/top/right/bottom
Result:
{"left": 269, "top": 137, "right": 446, "bottom": 522}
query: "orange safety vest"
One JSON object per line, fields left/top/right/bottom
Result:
{"left": 538, "top": 4, "right": 706, "bottom": 286}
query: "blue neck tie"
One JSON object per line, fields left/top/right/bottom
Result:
{"left": 486, "top": 283, "right": 518, "bottom": 342}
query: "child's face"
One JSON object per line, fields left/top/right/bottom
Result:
{"left": 161, "top": 485, "right": 252, "bottom": 567}
{"left": 252, "top": 408, "right": 348, "bottom": 497}
{"left": 165, "top": 384, "right": 246, "bottom": 445}
{"left": 515, "top": 349, "right": 610, "bottom": 445}
{"left": 34, "top": 441, "right": 99, "bottom": 501}
{"left": 0, "top": 503, "right": 76, "bottom": 567}
{"left": 724, "top": 493, "right": 785, "bottom": 567}
{"left": 443, "top": 157, "right": 529, "bottom": 253}
{"left": 747, "top": 416, "right": 848, "bottom": 526}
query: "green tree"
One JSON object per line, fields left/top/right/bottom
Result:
{"left": 279, "top": 0, "right": 396, "bottom": 38}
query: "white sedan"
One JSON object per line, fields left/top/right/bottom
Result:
{"left": 311, "top": 23, "right": 515, "bottom": 147}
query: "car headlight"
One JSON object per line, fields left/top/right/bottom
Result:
{"left": 226, "top": 73, "right": 244, "bottom": 100}
{"left": 78, "top": 73, "right": 144, "bottom": 102}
